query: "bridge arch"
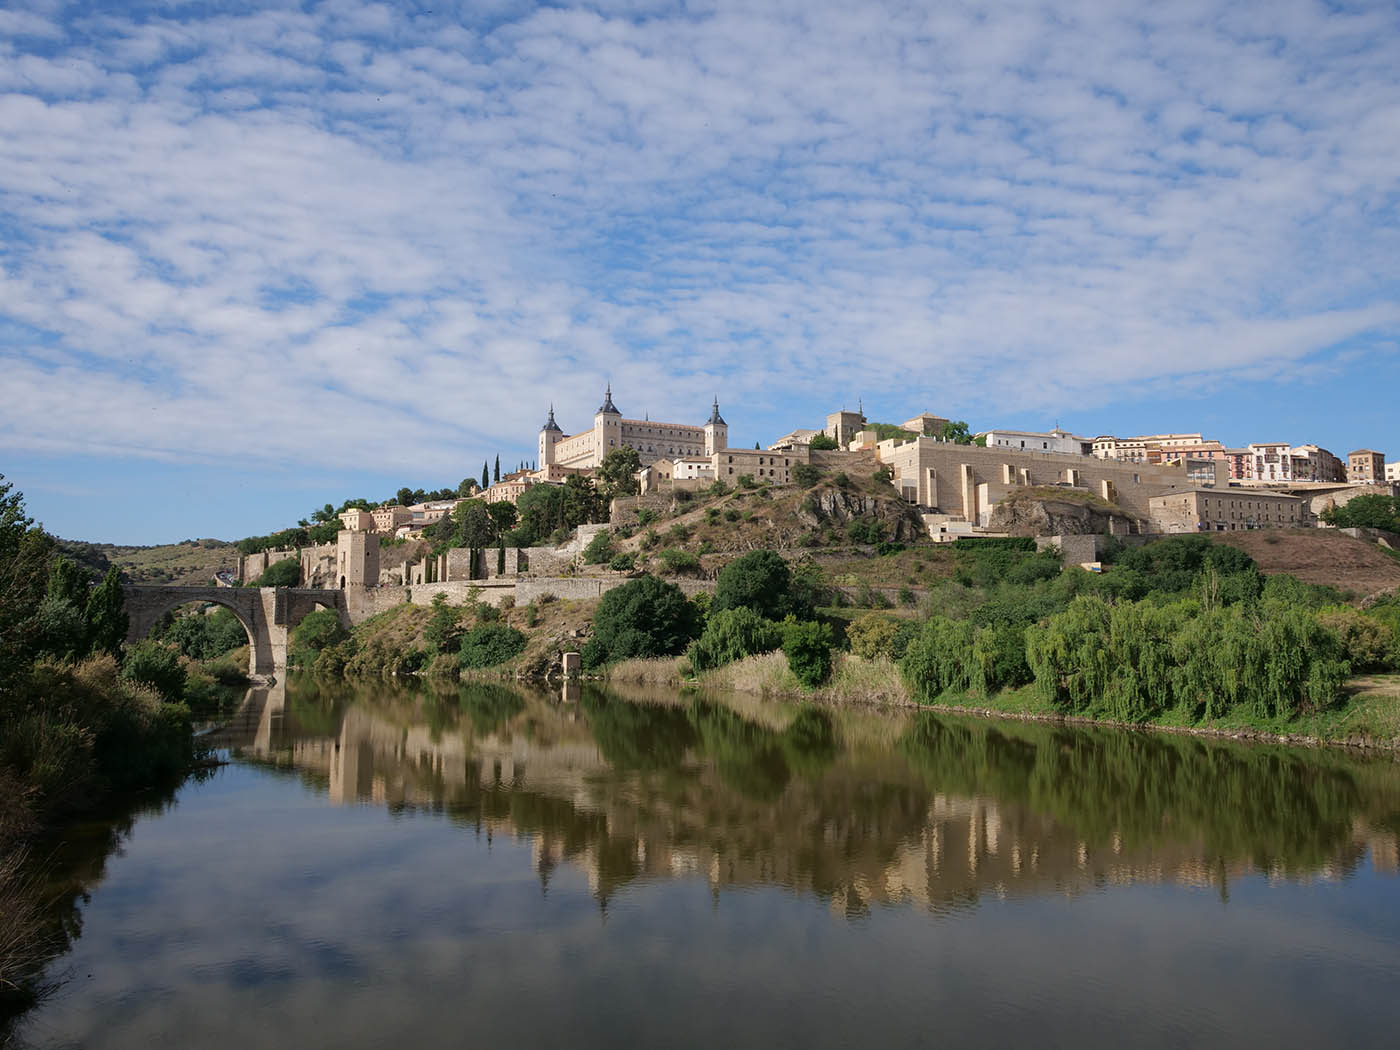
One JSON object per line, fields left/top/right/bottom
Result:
{"left": 122, "top": 586, "right": 348, "bottom": 679}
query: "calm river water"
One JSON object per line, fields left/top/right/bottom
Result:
{"left": 12, "top": 677, "right": 1400, "bottom": 1048}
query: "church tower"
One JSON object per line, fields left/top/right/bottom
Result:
{"left": 704, "top": 397, "right": 728, "bottom": 456}
{"left": 538, "top": 404, "right": 563, "bottom": 467}
{"left": 593, "top": 384, "right": 622, "bottom": 464}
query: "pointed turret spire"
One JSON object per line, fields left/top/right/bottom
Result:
{"left": 707, "top": 396, "right": 726, "bottom": 426}
{"left": 541, "top": 403, "right": 562, "bottom": 433}
{"left": 598, "top": 383, "right": 619, "bottom": 415}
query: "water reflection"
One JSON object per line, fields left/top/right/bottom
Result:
{"left": 216, "top": 676, "right": 1400, "bottom": 914}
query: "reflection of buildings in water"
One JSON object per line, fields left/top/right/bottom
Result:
{"left": 242, "top": 692, "right": 1400, "bottom": 914}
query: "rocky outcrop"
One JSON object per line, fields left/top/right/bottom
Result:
{"left": 796, "top": 486, "right": 926, "bottom": 542}
{"left": 987, "top": 497, "right": 1135, "bottom": 537}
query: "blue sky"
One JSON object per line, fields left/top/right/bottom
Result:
{"left": 2, "top": 0, "right": 1398, "bottom": 544}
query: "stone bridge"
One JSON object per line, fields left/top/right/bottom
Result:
{"left": 123, "top": 585, "right": 349, "bottom": 678}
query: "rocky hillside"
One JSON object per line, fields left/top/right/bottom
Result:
{"left": 987, "top": 487, "right": 1138, "bottom": 536}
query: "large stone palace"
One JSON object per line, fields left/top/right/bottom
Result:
{"left": 539, "top": 385, "right": 729, "bottom": 469}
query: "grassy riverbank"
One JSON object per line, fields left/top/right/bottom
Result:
{"left": 606, "top": 652, "right": 1400, "bottom": 748}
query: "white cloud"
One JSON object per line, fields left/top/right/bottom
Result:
{"left": 1, "top": 0, "right": 1398, "bottom": 483}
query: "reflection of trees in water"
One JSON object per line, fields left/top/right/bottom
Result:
{"left": 899, "top": 715, "right": 1369, "bottom": 878}
{"left": 2, "top": 778, "right": 192, "bottom": 1041}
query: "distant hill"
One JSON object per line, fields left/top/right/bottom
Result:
{"left": 56, "top": 537, "right": 239, "bottom": 586}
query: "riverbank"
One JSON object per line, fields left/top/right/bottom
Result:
{"left": 604, "top": 652, "right": 1400, "bottom": 750}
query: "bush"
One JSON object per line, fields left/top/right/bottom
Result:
{"left": 582, "top": 575, "right": 701, "bottom": 669}
{"left": 161, "top": 607, "right": 248, "bottom": 661}
{"left": 420, "top": 596, "right": 464, "bottom": 657}
{"left": 713, "top": 550, "right": 811, "bottom": 621}
{"left": 1316, "top": 607, "right": 1396, "bottom": 672}
{"left": 847, "top": 613, "right": 900, "bottom": 660}
{"left": 637, "top": 509, "right": 658, "bottom": 527}
{"left": 847, "top": 518, "right": 885, "bottom": 544}
{"left": 724, "top": 508, "right": 741, "bottom": 522}
{"left": 782, "top": 620, "right": 834, "bottom": 688}
{"left": 253, "top": 557, "right": 300, "bottom": 588}
{"left": 610, "top": 552, "right": 637, "bottom": 572}
{"left": 458, "top": 623, "right": 527, "bottom": 669}
{"left": 120, "top": 640, "right": 186, "bottom": 701}
{"left": 687, "top": 608, "right": 783, "bottom": 672}
{"left": 658, "top": 548, "right": 701, "bottom": 576}
{"left": 641, "top": 529, "right": 660, "bottom": 550}
{"left": 792, "top": 464, "right": 823, "bottom": 488}
{"left": 900, "top": 617, "right": 976, "bottom": 701}
{"left": 289, "top": 608, "right": 349, "bottom": 668}
{"left": 582, "top": 530, "right": 615, "bottom": 564}
{"left": 808, "top": 434, "right": 838, "bottom": 451}
{"left": 665, "top": 523, "right": 692, "bottom": 543}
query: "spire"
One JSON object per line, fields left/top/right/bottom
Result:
{"left": 597, "top": 383, "right": 619, "bottom": 415}
{"left": 541, "top": 403, "right": 562, "bottom": 433}
{"left": 707, "top": 396, "right": 726, "bottom": 426}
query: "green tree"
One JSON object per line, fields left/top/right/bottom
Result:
{"left": 459, "top": 623, "right": 527, "bottom": 669}
{"left": 457, "top": 477, "right": 476, "bottom": 498}
{"left": 85, "top": 566, "right": 129, "bottom": 658}
{"left": 397, "top": 487, "right": 414, "bottom": 506}
{"left": 582, "top": 529, "right": 615, "bottom": 564}
{"left": 582, "top": 575, "right": 700, "bottom": 668}
{"left": 808, "top": 434, "right": 838, "bottom": 450}
{"left": 713, "top": 550, "right": 812, "bottom": 621}
{"left": 481, "top": 461, "right": 490, "bottom": 491}
{"left": 687, "top": 607, "right": 782, "bottom": 672}
{"left": 597, "top": 446, "right": 642, "bottom": 499}
{"left": 485, "top": 501, "right": 518, "bottom": 537}
{"left": 782, "top": 619, "right": 834, "bottom": 687}
{"left": 940, "top": 420, "right": 973, "bottom": 444}
{"left": 494, "top": 454, "right": 500, "bottom": 483}
{"left": 1321, "top": 494, "right": 1400, "bottom": 531}
{"left": 121, "top": 640, "right": 187, "bottom": 701}
{"left": 253, "top": 557, "right": 300, "bottom": 588}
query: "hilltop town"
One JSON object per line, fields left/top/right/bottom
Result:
{"left": 231, "top": 385, "right": 1398, "bottom": 605}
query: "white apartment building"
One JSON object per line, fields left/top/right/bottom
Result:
{"left": 982, "top": 428, "right": 1092, "bottom": 457}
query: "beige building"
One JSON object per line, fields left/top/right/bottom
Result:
{"left": 1349, "top": 449, "right": 1386, "bottom": 484}
{"left": 638, "top": 457, "right": 716, "bottom": 495}
{"left": 538, "top": 389, "right": 729, "bottom": 469}
{"left": 339, "top": 509, "right": 374, "bottom": 531}
{"left": 875, "top": 436, "right": 1204, "bottom": 528}
{"left": 713, "top": 446, "right": 809, "bottom": 486}
{"left": 371, "top": 505, "right": 412, "bottom": 533}
{"left": 824, "top": 409, "right": 867, "bottom": 448}
{"left": 901, "top": 412, "right": 951, "bottom": 437}
{"left": 1387, "top": 462, "right": 1400, "bottom": 483}
{"left": 1147, "top": 489, "right": 1309, "bottom": 533}
{"left": 982, "top": 428, "right": 1092, "bottom": 457}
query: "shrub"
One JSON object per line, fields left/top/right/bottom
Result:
{"left": 687, "top": 608, "right": 783, "bottom": 672}
{"left": 847, "top": 518, "right": 885, "bottom": 544}
{"left": 289, "top": 608, "right": 350, "bottom": 667}
{"left": 808, "top": 434, "right": 838, "bottom": 451}
{"left": 523, "top": 602, "right": 539, "bottom": 627}
{"left": 665, "top": 523, "right": 692, "bottom": 543}
{"left": 658, "top": 548, "right": 701, "bottom": 576}
{"left": 641, "top": 529, "right": 660, "bottom": 550}
{"left": 897, "top": 586, "right": 916, "bottom": 606}
{"left": 724, "top": 508, "right": 741, "bottom": 522}
{"left": 900, "top": 617, "right": 976, "bottom": 702}
{"left": 636, "top": 509, "right": 658, "bottom": 527}
{"left": 121, "top": 640, "right": 187, "bottom": 701}
{"left": 582, "top": 575, "right": 701, "bottom": 669}
{"left": 1316, "top": 607, "right": 1396, "bottom": 672}
{"left": 706, "top": 507, "right": 721, "bottom": 525}
{"left": 833, "top": 472, "right": 850, "bottom": 489}
{"left": 458, "top": 623, "right": 527, "bottom": 669}
{"left": 582, "top": 530, "right": 614, "bottom": 564}
{"left": 713, "top": 550, "right": 810, "bottom": 621}
{"left": 610, "top": 552, "right": 637, "bottom": 572}
{"left": 970, "top": 623, "right": 1032, "bottom": 694}
{"left": 792, "top": 464, "right": 823, "bottom": 488}
{"left": 253, "top": 557, "right": 300, "bottom": 588}
{"left": 782, "top": 619, "right": 834, "bottom": 688}
{"left": 847, "top": 613, "right": 900, "bottom": 660}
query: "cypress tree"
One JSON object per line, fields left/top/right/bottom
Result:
{"left": 494, "top": 455, "right": 500, "bottom": 482}
{"left": 481, "top": 461, "right": 489, "bottom": 490}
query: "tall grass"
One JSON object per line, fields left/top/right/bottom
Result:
{"left": 605, "top": 656, "right": 686, "bottom": 687}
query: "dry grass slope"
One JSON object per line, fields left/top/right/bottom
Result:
{"left": 1209, "top": 529, "right": 1400, "bottom": 599}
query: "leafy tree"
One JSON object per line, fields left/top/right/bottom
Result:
{"left": 582, "top": 575, "right": 700, "bottom": 668}
{"left": 792, "top": 464, "right": 823, "bottom": 488}
{"left": 459, "top": 623, "right": 527, "bottom": 669}
{"left": 597, "top": 446, "right": 642, "bottom": 499}
{"left": 658, "top": 547, "right": 700, "bottom": 575}
{"left": 122, "top": 640, "right": 187, "bottom": 701}
{"left": 713, "top": 549, "right": 812, "bottom": 621}
{"left": 847, "top": 612, "right": 900, "bottom": 660}
{"left": 563, "top": 474, "right": 605, "bottom": 525}
{"left": 807, "top": 434, "right": 838, "bottom": 451}
{"left": 1321, "top": 494, "right": 1400, "bottom": 532}
{"left": 687, "top": 607, "right": 782, "bottom": 672}
{"left": 288, "top": 609, "right": 349, "bottom": 668}
{"left": 782, "top": 619, "right": 834, "bottom": 687}
{"left": 253, "top": 557, "right": 300, "bottom": 588}
{"left": 397, "top": 487, "right": 414, "bottom": 507}
{"left": 940, "top": 420, "right": 973, "bottom": 444}
{"left": 486, "top": 501, "right": 518, "bottom": 536}
{"left": 582, "top": 529, "right": 614, "bottom": 564}
{"left": 457, "top": 477, "right": 477, "bottom": 498}
{"left": 85, "top": 567, "right": 129, "bottom": 658}
{"left": 162, "top": 607, "right": 248, "bottom": 661}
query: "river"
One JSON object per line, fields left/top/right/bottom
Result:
{"left": 10, "top": 676, "right": 1400, "bottom": 1048}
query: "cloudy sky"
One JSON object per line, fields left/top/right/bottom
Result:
{"left": 2, "top": 0, "right": 1398, "bottom": 543}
